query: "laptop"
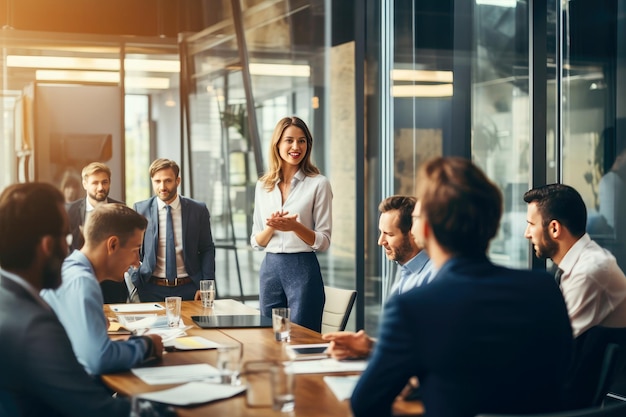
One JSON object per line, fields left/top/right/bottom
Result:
{"left": 191, "top": 314, "right": 273, "bottom": 329}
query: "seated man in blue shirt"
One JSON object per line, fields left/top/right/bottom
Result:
{"left": 351, "top": 157, "right": 573, "bottom": 417}
{"left": 41, "top": 204, "right": 163, "bottom": 376}
{"left": 323, "top": 195, "right": 432, "bottom": 359}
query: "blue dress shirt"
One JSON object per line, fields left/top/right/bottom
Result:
{"left": 41, "top": 250, "right": 148, "bottom": 375}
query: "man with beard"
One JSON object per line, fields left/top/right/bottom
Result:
{"left": 68, "top": 162, "right": 123, "bottom": 252}
{"left": 131, "top": 158, "right": 216, "bottom": 301}
{"left": 0, "top": 182, "right": 130, "bottom": 417}
{"left": 68, "top": 162, "right": 127, "bottom": 303}
{"left": 524, "top": 183, "right": 626, "bottom": 337}
{"left": 351, "top": 157, "right": 572, "bottom": 417}
{"left": 323, "top": 195, "right": 432, "bottom": 359}
{"left": 41, "top": 204, "right": 163, "bottom": 376}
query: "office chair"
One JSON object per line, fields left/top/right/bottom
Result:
{"left": 476, "top": 402, "right": 626, "bottom": 417}
{"left": 321, "top": 286, "right": 357, "bottom": 333}
{"left": 562, "top": 326, "right": 626, "bottom": 409}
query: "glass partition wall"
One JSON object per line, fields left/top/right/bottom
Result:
{"left": 179, "top": 0, "right": 358, "bottom": 317}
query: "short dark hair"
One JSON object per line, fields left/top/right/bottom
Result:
{"left": 523, "top": 184, "right": 587, "bottom": 238}
{"left": 83, "top": 204, "right": 148, "bottom": 247}
{"left": 416, "top": 156, "right": 502, "bottom": 256}
{"left": 378, "top": 196, "right": 417, "bottom": 234}
{"left": 0, "top": 182, "right": 65, "bottom": 269}
{"left": 149, "top": 158, "right": 180, "bottom": 178}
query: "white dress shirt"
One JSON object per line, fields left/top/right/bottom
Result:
{"left": 250, "top": 170, "right": 332, "bottom": 253}
{"left": 559, "top": 233, "right": 626, "bottom": 337}
{"left": 152, "top": 195, "right": 188, "bottom": 278}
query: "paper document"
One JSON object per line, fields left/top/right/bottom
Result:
{"left": 164, "top": 336, "right": 222, "bottom": 351}
{"left": 324, "top": 375, "right": 360, "bottom": 401}
{"left": 137, "top": 382, "right": 245, "bottom": 406}
{"left": 109, "top": 303, "right": 165, "bottom": 313}
{"left": 132, "top": 364, "right": 220, "bottom": 385}
{"left": 291, "top": 358, "right": 368, "bottom": 374}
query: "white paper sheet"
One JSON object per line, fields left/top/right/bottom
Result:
{"left": 165, "top": 336, "right": 222, "bottom": 351}
{"left": 291, "top": 358, "right": 368, "bottom": 374}
{"left": 136, "top": 382, "right": 245, "bottom": 406}
{"left": 132, "top": 364, "right": 221, "bottom": 385}
{"left": 109, "top": 303, "right": 165, "bottom": 313}
{"left": 323, "top": 375, "right": 360, "bottom": 401}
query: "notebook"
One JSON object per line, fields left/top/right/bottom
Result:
{"left": 191, "top": 315, "right": 273, "bottom": 329}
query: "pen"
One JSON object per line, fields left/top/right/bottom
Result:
{"left": 154, "top": 304, "right": 161, "bottom": 308}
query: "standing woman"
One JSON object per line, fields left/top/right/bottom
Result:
{"left": 250, "top": 116, "right": 332, "bottom": 332}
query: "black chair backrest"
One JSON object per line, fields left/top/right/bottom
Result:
{"left": 476, "top": 401, "right": 626, "bottom": 417}
{"left": 562, "top": 326, "right": 626, "bottom": 410}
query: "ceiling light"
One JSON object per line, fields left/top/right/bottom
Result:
{"left": 8, "top": 55, "right": 179, "bottom": 73}
{"left": 392, "top": 69, "right": 453, "bottom": 83}
{"left": 392, "top": 84, "right": 453, "bottom": 97}
{"left": 249, "top": 63, "right": 310, "bottom": 77}
{"left": 35, "top": 70, "right": 170, "bottom": 89}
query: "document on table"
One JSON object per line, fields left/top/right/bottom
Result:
{"left": 165, "top": 336, "right": 222, "bottom": 351}
{"left": 109, "top": 303, "right": 165, "bottom": 313}
{"left": 323, "top": 375, "right": 360, "bottom": 401}
{"left": 291, "top": 358, "right": 368, "bottom": 374}
{"left": 137, "top": 382, "right": 245, "bottom": 406}
{"left": 132, "top": 364, "right": 221, "bottom": 385}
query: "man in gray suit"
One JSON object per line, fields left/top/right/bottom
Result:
{"left": 0, "top": 182, "right": 130, "bottom": 417}
{"left": 131, "top": 158, "right": 216, "bottom": 301}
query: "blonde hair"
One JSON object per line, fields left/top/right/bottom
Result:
{"left": 260, "top": 116, "right": 320, "bottom": 191}
{"left": 81, "top": 162, "right": 111, "bottom": 181}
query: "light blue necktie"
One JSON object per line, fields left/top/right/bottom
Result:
{"left": 165, "top": 205, "right": 177, "bottom": 281}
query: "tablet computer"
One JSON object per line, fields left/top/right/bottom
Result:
{"left": 191, "top": 315, "right": 273, "bottom": 329}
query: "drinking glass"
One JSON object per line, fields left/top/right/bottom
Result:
{"left": 164, "top": 296, "right": 181, "bottom": 327}
{"left": 199, "top": 279, "right": 216, "bottom": 308}
{"left": 272, "top": 307, "right": 291, "bottom": 342}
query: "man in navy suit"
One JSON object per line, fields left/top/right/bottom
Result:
{"left": 67, "top": 161, "right": 126, "bottom": 303}
{"left": 351, "top": 157, "right": 573, "bottom": 417}
{"left": 131, "top": 158, "right": 216, "bottom": 301}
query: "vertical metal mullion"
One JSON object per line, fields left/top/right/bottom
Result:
{"left": 379, "top": 0, "right": 394, "bottom": 304}
{"left": 530, "top": 0, "right": 548, "bottom": 270}
{"left": 354, "top": 0, "right": 366, "bottom": 331}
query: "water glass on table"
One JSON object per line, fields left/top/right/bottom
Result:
{"left": 271, "top": 361, "right": 295, "bottom": 412}
{"left": 164, "top": 296, "right": 182, "bottom": 327}
{"left": 217, "top": 344, "right": 242, "bottom": 385}
{"left": 272, "top": 307, "right": 291, "bottom": 342}
{"left": 199, "top": 279, "right": 215, "bottom": 308}
{"left": 243, "top": 361, "right": 273, "bottom": 407}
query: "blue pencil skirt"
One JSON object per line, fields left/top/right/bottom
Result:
{"left": 259, "top": 252, "right": 325, "bottom": 332}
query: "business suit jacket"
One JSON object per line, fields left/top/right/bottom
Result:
{"left": 132, "top": 195, "right": 216, "bottom": 300}
{"left": 351, "top": 256, "right": 573, "bottom": 417}
{"left": 0, "top": 271, "right": 130, "bottom": 417}
{"left": 67, "top": 196, "right": 123, "bottom": 251}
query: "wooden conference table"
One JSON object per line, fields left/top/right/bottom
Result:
{"left": 102, "top": 300, "right": 423, "bottom": 417}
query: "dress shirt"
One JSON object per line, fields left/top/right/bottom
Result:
{"left": 152, "top": 195, "right": 188, "bottom": 278}
{"left": 558, "top": 233, "right": 626, "bottom": 337}
{"left": 389, "top": 251, "right": 433, "bottom": 297}
{"left": 40, "top": 250, "right": 148, "bottom": 375}
{"left": 84, "top": 197, "right": 110, "bottom": 226}
{"left": 250, "top": 170, "right": 332, "bottom": 253}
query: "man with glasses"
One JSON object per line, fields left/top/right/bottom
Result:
{"left": 351, "top": 157, "right": 572, "bottom": 417}
{"left": 0, "top": 182, "right": 130, "bottom": 416}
